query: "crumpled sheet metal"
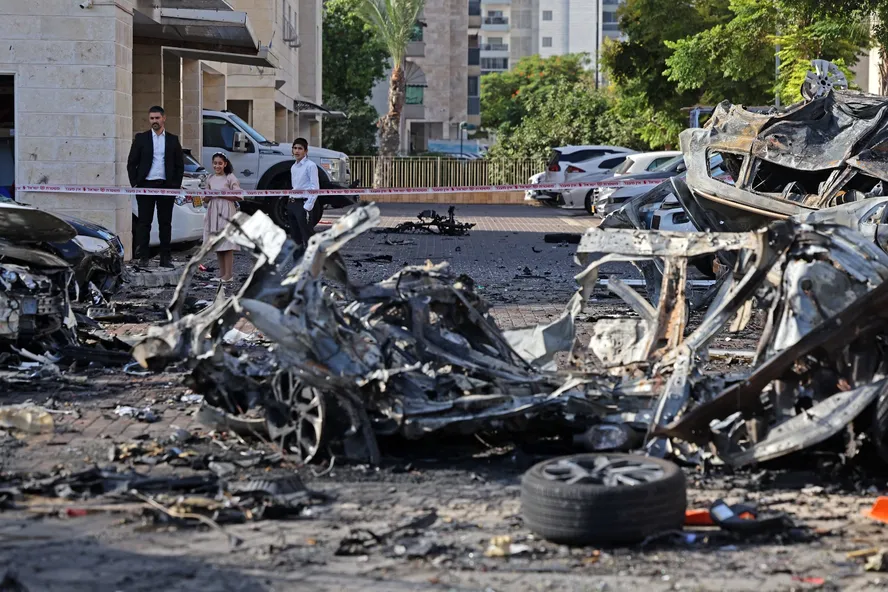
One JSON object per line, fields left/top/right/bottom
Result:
{"left": 680, "top": 88, "right": 888, "bottom": 232}
{"left": 574, "top": 227, "right": 768, "bottom": 369}
{"left": 138, "top": 203, "right": 888, "bottom": 468}
{"left": 132, "top": 210, "right": 290, "bottom": 369}
{"left": 576, "top": 219, "right": 888, "bottom": 467}
{"left": 135, "top": 205, "right": 591, "bottom": 458}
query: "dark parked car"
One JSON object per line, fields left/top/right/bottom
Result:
{"left": 0, "top": 195, "right": 125, "bottom": 302}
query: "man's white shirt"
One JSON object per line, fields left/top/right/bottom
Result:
{"left": 147, "top": 130, "right": 166, "bottom": 181}
{"left": 290, "top": 157, "right": 320, "bottom": 211}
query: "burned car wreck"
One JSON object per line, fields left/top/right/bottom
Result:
{"left": 0, "top": 201, "right": 78, "bottom": 345}
{"left": 133, "top": 206, "right": 589, "bottom": 464}
{"left": 670, "top": 63, "right": 888, "bottom": 233}
{"left": 133, "top": 199, "right": 888, "bottom": 469}
{"left": 0, "top": 199, "right": 127, "bottom": 352}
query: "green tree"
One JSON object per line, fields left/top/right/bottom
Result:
{"left": 487, "top": 79, "right": 646, "bottom": 161}
{"left": 600, "top": 0, "right": 731, "bottom": 147}
{"left": 355, "top": 0, "right": 425, "bottom": 176}
{"left": 322, "top": 0, "right": 388, "bottom": 154}
{"left": 665, "top": 0, "right": 870, "bottom": 106}
{"left": 480, "top": 53, "right": 590, "bottom": 131}
{"left": 321, "top": 98, "right": 382, "bottom": 155}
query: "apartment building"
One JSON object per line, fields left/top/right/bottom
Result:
{"left": 371, "top": 0, "right": 478, "bottom": 154}
{"left": 479, "top": 0, "right": 624, "bottom": 79}
{"left": 0, "top": 0, "right": 324, "bottom": 257}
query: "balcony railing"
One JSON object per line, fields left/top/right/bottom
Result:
{"left": 483, "top": 16, "right": 509, "bottom": 25}
{"left": 481, "top": 43, "right": 509, "bottom": 51}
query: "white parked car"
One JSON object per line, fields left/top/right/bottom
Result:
{"left": 610, "top": 151, "right": 682, "bottom": 178}
{"left": 131, "top": 150, "right": 209, "bottom": 247}
{"left": 559, "top": 150, "right": 681, "bottom": 211}
{"left": 595, "top": 154, "right": 725, "bottom": 218}
{"left": 543, "top": 145, "right": 635, "bottom": 185}
{"left": 535, "top": 147, "right": 635, "bottom": 208}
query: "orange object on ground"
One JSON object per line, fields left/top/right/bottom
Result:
{"left": 685, "top": 509, "right": 715, "bottom": 526}
{"left": 864, "top": 496, "right": 888, "bottom": 523}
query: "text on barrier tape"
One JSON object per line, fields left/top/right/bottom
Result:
{"left": 15, "top": 176, "right": 671, "bottom": 198}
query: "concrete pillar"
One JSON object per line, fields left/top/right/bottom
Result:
{"left": 162, "top": 52, "right": 182, "bottom": 135}
{"left": 288, "top": 111, "right": 296, "bottom": 144}
{"left": 7, "top": 2, "right": 135, "bottom": 257}
{"left": 252, "top": 98, "right": 276, "bottom": 140}
{"left": 182, "top": 59, "right": 203, "bottom": 161}
{"left": 310, "top": 120, "right": 320, "bottom": 148}
{"left": 275, "top": 104, "right": 287, "bottom": 144}
{"left": 202, "top": 71, "right": 226, "bottom": 111}
{"left": 132, "top": 43, "right": 162, "bottom": 137}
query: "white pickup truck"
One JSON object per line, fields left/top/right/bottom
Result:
{"left": 201, "top": 109, "right": 358, "bottom": 228}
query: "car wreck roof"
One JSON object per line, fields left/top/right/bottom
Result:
{"left": 686, "top": 91, "right": 888, "bottom": 174}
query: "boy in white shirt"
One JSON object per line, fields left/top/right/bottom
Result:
{"left": 288, "top": 137, "right": 319, "bottom": 249}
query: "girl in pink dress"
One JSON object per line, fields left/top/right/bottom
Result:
{"left": 203, "top": 152, "right": 242, "bottom": 283}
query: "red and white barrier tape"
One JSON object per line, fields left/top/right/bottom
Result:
{"left": 15, "top": 177, "right": 668, "bottom": 198}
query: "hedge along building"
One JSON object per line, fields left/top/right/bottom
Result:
{"left": 0, "top": 0, "right": 324, "bottom": 258}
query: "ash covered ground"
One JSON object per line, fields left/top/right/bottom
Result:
{"left": 1, "top": 204, "right": 886, "bottom": 592}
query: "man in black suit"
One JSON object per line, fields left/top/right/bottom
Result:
{"left": 127, "top": 105, "right": 185, "bottom": 268}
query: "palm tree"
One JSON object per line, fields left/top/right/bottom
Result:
{"left": 356, "top": 0, "right": 425, "bottom": 186}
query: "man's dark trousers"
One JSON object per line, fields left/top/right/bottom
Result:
{"left": 135, "top": 179, "right": 174, "bottom": 260}
{"left": 287, "top": 198, "right": 313, "bottom": 248}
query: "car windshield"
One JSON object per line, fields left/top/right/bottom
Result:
{"left": 227, "top": 112, "right": 271, "bottom": 145}
{"left": 654, "top": 155, "right": 685, "bottom": 172}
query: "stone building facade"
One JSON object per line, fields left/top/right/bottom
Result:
{"left": 0, "top": 0, "right": 324, "bottom": 257}
{"left": 370, "top": 0, "right": 475, "bottom": 154}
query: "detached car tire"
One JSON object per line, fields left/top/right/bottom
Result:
{"left": 521, "top": 453, "right": 686, "bottom": 546}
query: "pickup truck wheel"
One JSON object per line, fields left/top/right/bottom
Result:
{"left": 521, "top": 453, "right": 686, "bottom": 546}
{"left": 269, "top": 196, "right": 290, "bottom": 231}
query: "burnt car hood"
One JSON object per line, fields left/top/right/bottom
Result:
{"left": 0, "top": 239, "right": 71, "bottom": 268}
{"left": 0, "top": 202, "right": 77, "bottom": 243}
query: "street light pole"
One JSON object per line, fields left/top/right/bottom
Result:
{"left": 459, "top": 121, "right": 466, "bottom": 156}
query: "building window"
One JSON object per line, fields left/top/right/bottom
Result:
{"left": 468, "top": 76, "right": 479, "bottom": 97}
{"left": 481, "top": 57, "right": 509, "bottom": 70}
{"left": 469, "top": 0, "right": 481, "bottom": 16}
{"left": 542, "top": 37, "right": 553, "bottom": 48}
{"left": 406, "top": 85, "right": 424, "bottom": 105}
{"left": 468, "top": 47, "right": 480, "bottom": 65}
{"left": 542, "top": 10, "right": 553, "bottom": 20}
{"left": 410, "top": 22, "right": 424, "bottom": 42}
{"left": 468, "top": 97, "right": 480, "bottom": 115}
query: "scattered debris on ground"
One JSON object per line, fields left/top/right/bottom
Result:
{"left": 384, "top": 206, "right": 476, "bottom": 235}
